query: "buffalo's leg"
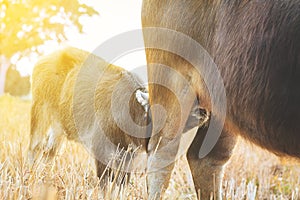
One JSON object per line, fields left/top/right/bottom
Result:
{"left": 147, "top": 135, "right": 181, "bottom": 200}
{"left": 187, "top": 126, "right": 237, "bottom": 199}
{"left": 28, "top": 102, "right": 51, "bottom": 165}
{"left": 29, "top": 101, "right": 65, "bottom": 168}
{"left": 147, "top": 102, "right": 209, "bottom": 199}
{"left": 147, "top": 163, "right": 175, "bottom": 200}
{"left": 44, "top": 121, "right": 64, "bottom": 160}
{"left": 95, "top": 160, "right": 109, "bottom": 180}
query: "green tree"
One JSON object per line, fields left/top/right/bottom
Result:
{"left": 0, "top": 0, "right": 99, "bottom": 95}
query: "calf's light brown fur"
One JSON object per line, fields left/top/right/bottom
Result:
{"left": 28, "top": 47, "right": 150, "bottom": 179}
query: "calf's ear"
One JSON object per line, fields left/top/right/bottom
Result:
{"left": 135, "top": 90, "right": 149, "bottom": 112}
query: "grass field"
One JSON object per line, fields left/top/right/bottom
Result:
{"left": 0, "top": 94, "right": 299, "bottom": 199}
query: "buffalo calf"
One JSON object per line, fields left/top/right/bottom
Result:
{"left": 28, "top": 47, "right": 150, "bottom": 179}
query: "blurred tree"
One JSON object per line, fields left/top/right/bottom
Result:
{"left": 0, "top": 0, "right": 99, "bottom": 95}
{"left": 5, "top": 67, "right": 30, "bottom": 96}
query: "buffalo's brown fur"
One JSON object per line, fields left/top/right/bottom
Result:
{"left": 142, "top": 0, "right": 300, "bottom": 199}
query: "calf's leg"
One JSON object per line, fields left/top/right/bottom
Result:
{"left": 28, "top": 102, "right": 51, "bottom": 165}
{"left": 44, "top": 121, "right": 65, "bottom": 160}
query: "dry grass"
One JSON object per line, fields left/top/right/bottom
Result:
{"left": 0, "top": 94, "right": 299, "bottom": 200}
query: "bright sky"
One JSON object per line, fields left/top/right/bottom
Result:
{"left": 18, "top": 0, "right": 147, "bottom": 82}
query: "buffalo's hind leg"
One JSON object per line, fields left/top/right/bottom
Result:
{"left": 44, "top": 121, "right": 65, "bottom": 160}
{"left": 28, "top": 102, "right": 65, "bottom": 166}
{"left": 28, "top": 102, "right": 51, "bottom": 165}
{"left": 187, "top": 126, "right": 237, "bottom": 200}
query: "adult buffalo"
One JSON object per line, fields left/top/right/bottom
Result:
{"left": 142, "top": 1, "right": 300, "bottom": 199}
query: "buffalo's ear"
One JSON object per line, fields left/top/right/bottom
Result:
{"left": 135, "top": 90, "right": 149, "bottom": 112}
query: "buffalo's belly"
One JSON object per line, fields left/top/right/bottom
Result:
{"left": 224, "top": 74, "right": 300, "bottom": 158}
